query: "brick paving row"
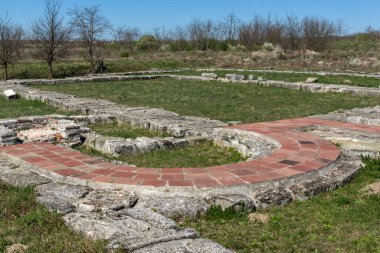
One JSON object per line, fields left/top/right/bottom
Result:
{"left": 1, "top": 118, "right": 380, "bottom": 188}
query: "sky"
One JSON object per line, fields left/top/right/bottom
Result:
{"left": 0, "top": 0, "right": 379, "bottom": 34}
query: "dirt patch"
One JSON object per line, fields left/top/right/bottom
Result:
{"left": 248, "top": 213, "right": 270, "bottom": 224}
{"left": 361, "top": 181, "right": 380, "bottom": 196}
{"left": 6, "top": 243, "right": 28, "bottom": 253}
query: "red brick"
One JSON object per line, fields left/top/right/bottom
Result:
{"left": 192, "top": 177, "right": 220, "bottom": 187}
{"left": 111, "top": 171, "right": 137, "bottom": 178}
{"left": 161, "top": 173, "right": 185, "bottom": 180}
{"left": 217, "top": 177, "right": 246, "bottom": 186}
{"left": 54, "top": 168, "right": 81, "bottom": 176}
{"left": 161, "top": 168, "right": 184, "bottom": 174}
{"left": 61, "top": 160, "right": 85, "bottom": 167}
{"left": 168, "top": 180, "right": 193, "bottom": 186}
{"left": 114, "top": 178, "right": 142, "bottom": 185}
{"left": 22, "top": 156, "right": 46, "bottom": 163}
{"left": 183, "top": 167, "right": 208, "bottom": 174}
{"left": 92, "top": 175, "right": 116, "bottom": 183}
{"left": 74, "top": 173, "right": 98, "bottom": 180}
{"left": 140, "top": 179, "right": 167, "bottom": 187}
{"left": 230, "top": 169, "right": 256, "bottom": 176}
{"left": 135, "top": 174, "right": 160, "bottom": 180}
{"left": 92, "top": 169, "right": 114, "bottom": 175}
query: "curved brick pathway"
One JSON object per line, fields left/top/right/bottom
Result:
{"left": 1, "top": 118, "right": 380, "bottom": 188}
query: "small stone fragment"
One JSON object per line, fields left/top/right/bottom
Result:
{"left": 306, "top": 77, "right": 318, "bottom": 83}
{"left": 343, "top": 79, "right": 353, "bottom": 85}
{"left": 3, "top": 89, "right": 18, "bottom": 99}
{"left": 257, "top": 76, "right": 267, "bottom": 82}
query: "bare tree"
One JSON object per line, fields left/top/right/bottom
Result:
{"left": 113, "top": 26, "right": 140, "bottom": 51}
{"left": 220, "top": 13, "right": 240, "bottom": 43}
{"left": 285, "top": 13, "right": 301, "bottom": 50}
{"left": 30, "top": 0, "right": 71, "bottom": 79}
{"left": 188, "top": 19, "right": 216, "bottom": 50}
{"left": 169, "top": 26, "right": 189, "bottom": 51}
{"left": 153, "top": 26, "right": 169, "bottom": 50}
{"left": 302, "top": 16, "right": 335, "bottom": 51}
{"left": 69, "top": 6, "right": 111, "bottom": 73}
{"left": 0, "top": 13, "right": 23, "bottom": 80}
{"left": 335, "top": 18, "right": 347, "bottom": 37}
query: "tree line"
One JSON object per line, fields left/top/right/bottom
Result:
{"left": 0, "top": 0, "right": 379, "bottom": 80}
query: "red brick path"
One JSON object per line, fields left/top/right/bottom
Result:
{"left": 1, "top": 118, "right": 380, "bottom": 188}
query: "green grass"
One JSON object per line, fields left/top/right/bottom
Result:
{"left": 35, "top": 79, "right": 380, "bottom": 123}
{"left": 88, "top": 122, "right": 171, "bottom": 139}
{"left": 77, "top": 141, "right": 244, "bottom": 168}
{"left": 190, "top": 70, "right": 380, "bottom": 88}
{"left": 0, "top": 181, "right": 120, "bottom": 252}
{"left": 1, "top": 60, "right": 189, "bottom": 79}
{"left": 184, "top": 156, "right": 380, "bottom": 253}
{"left": 0, "top": 97, "right": 74, "bottom": 119}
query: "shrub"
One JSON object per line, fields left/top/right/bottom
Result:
{"left": 262, "top": 42, "right": 275, "bottom": 51}
{"left": 137, "top": 35, "right": 159, "bottom": 51}
{"left": 120, "top": 51, "right": 129, "bottom": 58}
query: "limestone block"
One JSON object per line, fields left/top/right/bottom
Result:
{"left": 3, "top": 89, "right": 17, "bottom": 99}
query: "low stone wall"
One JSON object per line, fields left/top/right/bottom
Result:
{"left": 0, "top": 126, "right": 17, "bottom": 146}
{"left": 0, "top": 114, "right": 126, "bottom": 146}
{"left": 196, "top": 68, "right": 380, "bottom": 79}
{"left": 82, "top": 132, "right": 204, "bottom": 156}
{"left": 313, "top": 106, "right": 380, "bottom": 126}
{"left": 0, "top": 115, "right": 88, "bottom": 146}
{"left": 213, "top": 128, "right": 279, "bottom": 159}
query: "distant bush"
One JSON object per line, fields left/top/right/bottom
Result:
{"left": 137, "top": 35, "right": 159, "bottom": 51}
{"left": 336, "top": 39, "right": 377, "bottom": 52}
{"left": 228, "top": 44, "right": 246, "bottom": 52}
{"left": 262, "top": 42, "right": 276, "bottom": 51}
{"left": 120, "top": 51, "right": 129, "bottom": 58}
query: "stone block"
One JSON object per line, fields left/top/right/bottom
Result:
{"left": 3, "top": 89, "right": 18, "bottom": 99}
{"left": 201, "top": 73, "right": 218, "bottom": 79}
{"left": 226, "top": 74, "right": 245, "bottom": 81}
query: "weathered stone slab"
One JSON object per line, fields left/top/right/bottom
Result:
{"left": 0, "top": 165, "right": 51, "bottom": 187}
{"left": 132, "top": 238, "right": 234, "bottom": 253}
{"left": 3, "top": 89, "right": 17, "bottom": 99}
{"left": 137, "top": 196, "right": 210, "bottom": 219}
{"left": 226, "top": 74, "right": 245, "bottom": 81}
{"left": 201, "top": 73, "right": 218, "bottom": 79}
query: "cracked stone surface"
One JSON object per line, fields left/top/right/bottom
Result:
{"left": 133, "top": 238, "right": 235, "bottom": 253}
{"left": 136, "top": 196, "right": 211, "bottom": 219}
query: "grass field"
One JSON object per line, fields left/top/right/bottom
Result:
{"left": 184, "top": 156, "right": 380, "bottom": 253}
{"left": 0, "top": 97, "right": 74, "bottom": 119}
{"left": 0, "top": 59, "right": 186, "bottom": 79}
{"left": 88, "top": 122, "right": 171, "bottom": 139}
{"left": 35, "top": 78, "right": 380, "bottom": 123}
{"left": 78, "top": 141, "right": 243, "bottom": 168}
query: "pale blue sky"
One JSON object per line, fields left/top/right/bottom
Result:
{"left": 0, "top": 0, "right": 378, "bottom": 34}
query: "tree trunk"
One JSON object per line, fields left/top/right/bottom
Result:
{"left": 91, "top": 61, "right": 96, "bottom": 74}
{"left": 48, "top": 62, "right": 53, "bottom": 79}
{"left": 3, "top": 64, "right": 8, "bottom": 80}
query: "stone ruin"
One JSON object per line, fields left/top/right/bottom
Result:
{"left": 0, "top": 113, "right": 281, "bottom": 165}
